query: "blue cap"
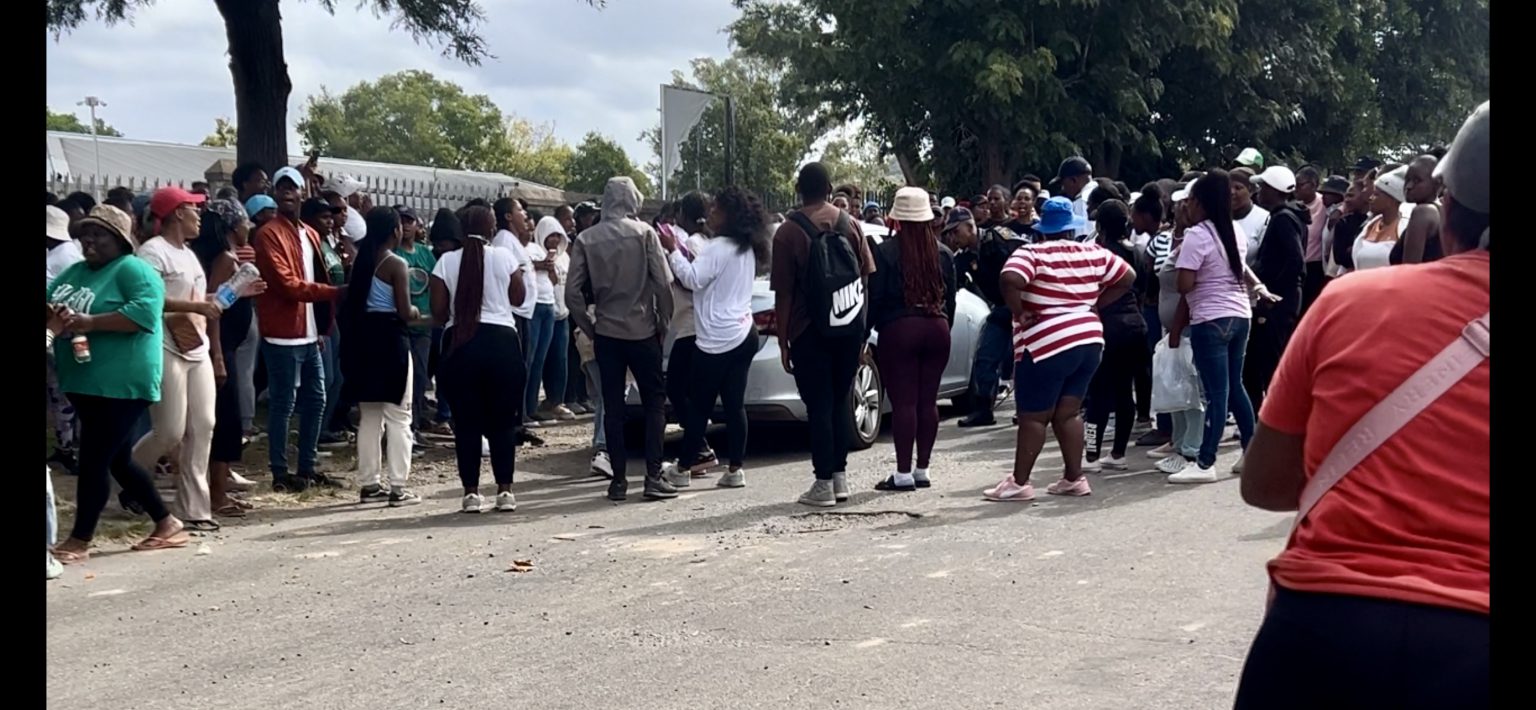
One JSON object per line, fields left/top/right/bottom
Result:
{"left": 1036, "top": 196, "right": 1085, "bottom": 235}
{"left": 244, "top": 194, "right": 277, "bottom": 218}
{"left": 863, "top": 200, "right": 881, "bottom": 212}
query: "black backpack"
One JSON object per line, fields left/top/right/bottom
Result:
{"left": 790, "top": 210, "right": 866, "bottom": 339}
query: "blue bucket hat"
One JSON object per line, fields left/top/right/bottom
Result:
{"left": 244, "top": 194, "right": 277, "bottom": 218}
{"left": 1036, "top": 196, "right": 1085, "bottom": 235}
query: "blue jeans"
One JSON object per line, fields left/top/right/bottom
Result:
{"left": 970, "top": 316, "right": 1014, "bottom": 415}
{"left": 1168, "top": 408, "right": 1203, "bottom": 459}
{"left": 320, "top": 328, "right": 342, "bottom": 433}
{"left": 584, "top": 360, "right": 606, "bottom": 451}
{"left": 523, "top": 304, "right": 557, "bottom": 416}
{"left": 542, "top": 317, "right": 570, "bottom": 410}
{"left": 262, "top": 341, "right": 326, "bottom": 477}
{"left": 432, "top": 326, "right": 452, "bottom": 423}
{"left": 1189, "top": 317, "right": 1256, "bottom": 468}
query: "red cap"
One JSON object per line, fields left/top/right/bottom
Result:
{"left": 149, "top": 186, "right": 208, "bottom": 221}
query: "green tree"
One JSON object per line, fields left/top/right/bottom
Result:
{"left": 296, "top": 70, "right": 514, "bottom": 172}
{"left": 817, "top": 137, "right": 899, "bottom": 203}
{"left": 46, "top": 106, "right": 121, "bottom": 136}
{"left": 201, "top": 117, "right": 238, "bottom": 147}
{"left": 568, "top": 132, "right": 653, "bottom": 196}
{"left": 47, "top": 0, "right": 604, "bottom": 172}
{"left": 644, "top": 56, "right": 822, "bottom": 201}
{"left": 503, "top": 118, "right": 575, "bottom": 187}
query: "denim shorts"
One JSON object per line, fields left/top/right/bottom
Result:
{"left": 1014, "top": 343, "right": 1104, "bottom": 413}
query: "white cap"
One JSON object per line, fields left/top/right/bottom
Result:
{"left": 343, "top": 205, "right": 367, "bottom": 242}
{"left": 1374, "top": 166, "right": 1408, "bottom": 203}
{"left": 1236, "top": 147, "right": 1264, "bottom": 168}
{"left": 46, "top": 205, "right": 70, "bottom": 241}
{"left": 272, "top": 166, "right": 306, "bottom": 189}
{"left": 939, "top": 196, "right": 956, "bottom": 209}
{"left": 323, "top": 174, "right": 364, "bottom": 199}
{"left": 1038, "top": 190, "right": 1051, "bottom": 200}
{"left": 1434, "top": 100, "right": 1489, "bottom": 215}
{"left": 1252, "top": 166, "right": 1297, "bottom": 194}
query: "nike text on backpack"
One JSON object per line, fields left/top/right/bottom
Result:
{"left": 791, "top": 211, "right": 867, "bottom": 338}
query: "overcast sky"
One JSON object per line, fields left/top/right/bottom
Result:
{"left": 44, "top": 0, "right": 739, "bottom": 166}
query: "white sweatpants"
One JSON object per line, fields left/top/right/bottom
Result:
{"left": 357, "top": 361, "right": 413, "bottom": 489}
{"left": 133, "top": 355, "right": 217, "bottom": 522}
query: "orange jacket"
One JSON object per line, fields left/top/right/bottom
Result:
{"left": 252, "top": 215, "right": 340, "bottom": 340}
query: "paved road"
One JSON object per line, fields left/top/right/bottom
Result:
{"left": 47, "top": 415, "right": 1284, "bottom": 709}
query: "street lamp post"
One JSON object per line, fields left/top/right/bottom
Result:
{"left": 77, "top": 96, "right": 107, "bottom": 198}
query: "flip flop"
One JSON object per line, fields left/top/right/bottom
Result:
{"left": 132, "top": 532, "right": 191, "bottom": 552}
{"left": 52, "top": 548, "right": 90, "bottom": 565}
{"left": 213, "top": 503, "right": 247, "bottom": 518}
{"left": 184, "top": 519, "right": 221, "bottom": 532}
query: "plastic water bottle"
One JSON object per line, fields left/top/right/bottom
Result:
{"left": 214, "top": 262, "right": 261, "bottom": 310}
{"left": 71, "top": 335, "right": 91, "bottom": 364}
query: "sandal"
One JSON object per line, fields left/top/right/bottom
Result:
{"left": 184, "top": 519, "right": 221, "bottom": 532}
{"left": 132, "top": 531, "right": 191, "bottom": 552}
{"left": 213, "top": 503, "right": 247, "bottom": 518}
{"left": 52, "top": 547, "right": 90, "bottom": 565}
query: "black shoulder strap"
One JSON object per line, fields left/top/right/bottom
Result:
{"left": 789, "top": 211, "right": 820, "bottom": 240}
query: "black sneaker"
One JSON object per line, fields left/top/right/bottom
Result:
{"left": 957, "top": 412, "right": 997, "bottom": 428}
{"left": 318, "top": 431, "right": 350, "bottom": 448}
{"left": 272, "top": 475, "right": 311, "bottom": 493}
{"left": 607, "top": 479, "right": 628, "bottom": 502}
{"left": 359, "top": 484, "right": 390, "bottom": 502}
{"left": 388, "top": 489, "right": 422, "bottom": 507}
{"left": 1135, "top": 429, "right": 1171, "bottom": 447}
{"left": 301, "top": 472, "right": 342, "bottom": 489}
{"left": 643, "top": 476, "right": 679, "bottom": 500}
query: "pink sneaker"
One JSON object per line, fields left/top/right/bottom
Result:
{"left": 984, "top": 477, "right": 1036, "bottom": 502}
{"left": 1047, "top": 477, "right": 1092, "bottom": 497}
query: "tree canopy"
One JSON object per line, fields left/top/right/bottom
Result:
{"left": 731, "top": 0, "right": 1488, "bottom": 189}
{"left": 201, "top": 117, "right": 238, "bottom": 148}
{"left": 569, "top": 132, "right": 654, "bottom": 196}
{"left": 46, "top": 106, "right": 121, "bottom": 137}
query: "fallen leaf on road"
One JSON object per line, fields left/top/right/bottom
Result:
{"left": 506, "top": 560, "right": 536, "bottom": 573}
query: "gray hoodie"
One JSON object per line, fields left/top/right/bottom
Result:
{"left": 566, "top": 177, "right": 674, "bottom": 341}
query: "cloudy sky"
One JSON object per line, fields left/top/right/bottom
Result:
{"left": 45, "top": 0, "right": 740, "bottom": 165}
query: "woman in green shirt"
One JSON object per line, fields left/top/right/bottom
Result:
{"left": 46, "top": 205, "right": 189, "bottom": 563}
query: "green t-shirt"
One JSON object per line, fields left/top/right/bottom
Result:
{"left": 46, "top": 255, "right": 165, "bottom": 402}
{"left": 395, "top": 242, "right": 437, "bottom": 334}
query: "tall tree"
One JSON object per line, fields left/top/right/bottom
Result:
{"left": 818, "top": 137, "right": 899, "bottom": 203}
{"left": 201, "top": 117, "right": 239, "bottom": 147}
{"left": 46, "top": 0, "right": 603, "bottom": 173}
{"left": 645, "top": 56, "right": 822, "bottom": 200}
{"left": 46, "top": 106, "right": 121, "bottom": 137}
{"left": 568, "top": 132, "right": 653, "bottom": 196}
{"left": 502, "top": 118, "right": 576, "bottom": 188}
{"left": 296, "top": 70, "right": 514, "bottom": 172}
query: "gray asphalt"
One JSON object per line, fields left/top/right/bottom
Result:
{"left": 47, "top": 414, "right": 1285, "bottom": 710}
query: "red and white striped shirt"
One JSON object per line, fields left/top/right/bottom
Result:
{"left": 1002, "top": 241, "right": 1132, "bottom": 362}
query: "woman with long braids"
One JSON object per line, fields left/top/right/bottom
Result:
{"left": 341, "top": 207, "right": 421, "bottom": 507}
{"left": 866, "top": 187, "right": 956, "bottom": 492}
{"left": 656, "top": 186, "right": 769, "bottom": 490}
{"left": 1173, "top": 170, "right": 1256, "bottom": 483}
{"left": 431, "top": 205, "right": 529, "bottom": 514}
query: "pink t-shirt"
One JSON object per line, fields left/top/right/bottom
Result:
{"left": 1175, "top": 220, "right": 1251, "bottom": 325}
{"left": 1304, "top": 194, "right": 1326, "bottom": 263}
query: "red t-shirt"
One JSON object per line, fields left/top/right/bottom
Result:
{"left": 1001, "top": 241, "right": 1130, "bottom": 362}
{"left": 1260, "top": 251, "right": 1489, "bottom": 614}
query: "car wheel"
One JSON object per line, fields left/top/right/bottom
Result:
{"left": 850, "top": 350, "right": 882, "bottom": 450}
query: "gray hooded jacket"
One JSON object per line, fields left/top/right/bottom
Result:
{"left": 566, "top": 177, "right": 674, "bottom": 340}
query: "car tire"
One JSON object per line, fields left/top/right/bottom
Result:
{"left": 849, "top": 349, "right": 882, "bottom": 450}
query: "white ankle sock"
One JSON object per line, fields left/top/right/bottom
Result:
{"left": 913, "top": 468, "right": 930, "bottom": 483}
{"left": 893, "top": 472, "right": 915, "bottom": 487}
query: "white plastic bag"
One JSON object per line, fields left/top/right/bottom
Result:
{"left": 1151, "top": 336, "right": 1202, "bottom": 414}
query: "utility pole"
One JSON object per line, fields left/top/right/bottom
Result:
{"left": 78, "top": 96, "right": 107, "bottom": 198}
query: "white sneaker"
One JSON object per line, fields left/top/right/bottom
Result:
{"left": 1082, "top": 457, "right": 1102, "bottom": 473}
{"left": 590, "top": 451, "right": 613, "bottom": 479}
{"left": 1099, "top": 456, "right": 1128, "bottom": 471}
{"left": 227, "top": 471, "right": 257, "bottom": 492}
{"left": 495, "top": 491, "right": 517, "bottom": 512}
{"left": 1156, "top": 455, "right": 1191, "bottom": 475}
{"left": 461, "top": 493, "right": 485, "bottom": 513}
{"left": 1168, "top": 466, "right": 1220, "bottom": 484}
{"left": 716, "top": 468, "right": 746, "bottom": 488}
{"left": 661, "top": 462, "right": 691, "bottom": 488}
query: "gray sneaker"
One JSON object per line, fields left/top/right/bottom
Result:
{"left": 716, "top": 468, "right": 746, "bottom": 488}
{"left": 661, "top": 462, "right": 691, "bottom": 489}
{"left": 798, "top": 479, "right": 837, "bottom": 507}
{"left": 832, "top": 472, "right": 849, "bottom": 502}
{"left": 643, "top": 476, "right": 679, "bottom": 500}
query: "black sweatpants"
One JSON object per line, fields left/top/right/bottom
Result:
{"left": 1235, "top": 587, "right": 1488, "bottom": 709}
{"left": 1242, "top": 315, "right": 1294, "bottom": 415}
{"left": 666, "top": 335, "right": 701, "bottom": 446}
{"left": 596, "top": 334, "right": 666, "bottom": 483}
{"left": 1085, "top": 335, "right": 1147, "bottom": 460}
{"left": 440, "top": 324, "right": 525, "bottom": 490}
{"left": 680, "top": 330, "right": 759, "bottom": 470}
{"left": 789, "top": 330, "right": 864, "bottom": 480}
{"left": 68, "top": 394, "right": 170, "bottom": 541}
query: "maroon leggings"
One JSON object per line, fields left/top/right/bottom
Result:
{"left": 876, "top": 315, "right": 952, "bottom": 472}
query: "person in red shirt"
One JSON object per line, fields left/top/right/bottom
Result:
{"left": 1234, "top": 101, "right": 1489, "bottom": 709}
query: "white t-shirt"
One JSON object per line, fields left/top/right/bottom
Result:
{"left": 1071, "top": 183, "right": 1093, "bottom": 239}
{"left": 264, "top": 231, "right": 320, "bottom": 346}
{"left": 137, "top": 236, "right": 210, "bottom": 361}
{"left": 1235, "top": 205, "right": 1270, "bottom": 267}
{"left": 862, "top": 221, "right": 892, "bottom": 242}
{"left": 666, "top": 236, "right": 757, "bottom": 355}
{"left": 432, "top": 242, "right": 524, "bottom": 330}
{"left": 551, "top": 249, "right": 570, "bottom": 320}
{"left": 491, "top": 230, "right": 538, "bottom": 319}
{"left": 525, "top": 240, "right": 556, "bottom": 305}
{"left": 46, "top": 240, "right": 84, "bottom": 289}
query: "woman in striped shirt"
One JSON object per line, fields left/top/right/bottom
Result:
{"left": 984, "top": 197, "right": 1136, "bottom": 503}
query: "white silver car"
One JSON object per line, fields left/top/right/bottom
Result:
{"left": 626, "top": 277, "right": 992, "bottom": 449}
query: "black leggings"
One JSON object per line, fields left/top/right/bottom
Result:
{"left": 68, "top": 394, "right": 170, "bottom": 541}
{"left": 211, "top": 347, "right": 244, "bottom": 463}
{"left": 597, "top": 335, "right": 667, "bottom": 482}
{"left": 680, "top": 330, "right": 759, "bottom": 469}
{"left": 1243, "top": 316, "right": 1294, "bottom": 416}
{"left": 440, "top": 324, "right": 525, "bottom": 490}
{"left": 1085, "top": 335, "right": 1147, "bottom": 460}
{"left": 1236, "top": 587, "right": 1488, "bottom": 709}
